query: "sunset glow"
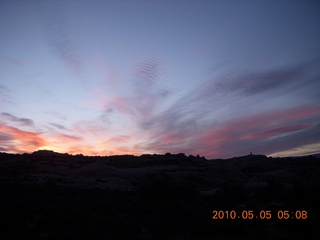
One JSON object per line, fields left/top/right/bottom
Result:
{"left": 1, "top": 0, "right": 319, "bottom": 158}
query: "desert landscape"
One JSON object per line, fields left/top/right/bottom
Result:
{"left": 1, "top": 150, "right": 319, "bottom": 239}
{"left": 1, "top": 1, "right": 319, "bottom": 239}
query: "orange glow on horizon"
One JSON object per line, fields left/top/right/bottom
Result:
{"left": 0, "top": 122, "right": 146, "bottom": 156}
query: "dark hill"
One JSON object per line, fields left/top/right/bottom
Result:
{"left": 32, "top": 150, "right": 66, "bottom": 156}
{"left": 0, "top": 152, "right": 319, "bottom": 239}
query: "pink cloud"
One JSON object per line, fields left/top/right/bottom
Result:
{"left": 0, "top": 123, "right": 46, "bottom": 153}
{"left": 104, "top": 135, "right": 131, "bottom": 144}
{"left": 54, "top": 134, "right": 82, "bottom": 142}
{"left": 133, "top": 104, "right": 319, "bottom": 158}
{"left": 194, "top": 105, "right": 320, "bottom": 158}
{"left": 243, "top": 125, "right": 315, "bottom": 140}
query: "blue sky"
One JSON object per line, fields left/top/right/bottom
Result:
{"left": 0, "top": 0, "right": 319, "bottom": 158}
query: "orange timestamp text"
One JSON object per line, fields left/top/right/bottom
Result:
{"left": 212, "top": 210, "right": 308, "bottom": 220}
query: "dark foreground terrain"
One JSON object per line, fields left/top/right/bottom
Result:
{"left": 1, "top": 151, "right": 320, "bottom": 239}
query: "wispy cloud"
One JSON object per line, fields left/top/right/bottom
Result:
{"left": 270, "top": 142, "right": 320, "bottom": 157}
{"left": 40, "top": 2, "right": 83, "bottom": 80}
{"left": 80, "top": 57, "right": 319, "bottom": 158}
{"left": 85, "top": 58, "right": 175, "bottom": 119}
{"left": 1, "top": 112, "right": 34, "bottom": 126}
{"left": 55, "top": 134, "right": 82, "bottom": 142}
{"left": 132, "top": 58, "right": 164, "bottom": 95}
{"left": 49, "top": 123, "right": 68, "bottom": 130}
{"left": 125, "top": 60, "right": 320, "bottom": 158}
{"left": 0, "top": 122, "right": 46, "bottom": 153}
{"left": 243, "top": 125, "right": 315, "bottom": 140}
{"left": 1, "top": 56, "right": 319, "bottom": 158}
{"left": 203, "top": 60, "right": 320, "bottom": 104}
{"left": 205, "top": 68, "right": 300, "bottom": 96}
{"left": 193, "top": 106, "right": 320, "bottom": 158}
{"left": 104, "top": 135, "right": 131, "bottom": 144}
{"left": 129, "top": 58, "right": 176, "bottom": 117}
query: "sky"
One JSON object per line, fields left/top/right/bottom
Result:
{"left": 0, "top": 0, "right": 319, "bottom": 159}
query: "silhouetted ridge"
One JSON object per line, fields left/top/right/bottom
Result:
{"left": 0, "top": 150, "right": 319, "bottom": 239}
{"left": 32, "top": 150, "right": 64, "bottom": 156}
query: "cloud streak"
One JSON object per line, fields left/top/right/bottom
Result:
{"left": 1, "top": 1, "right": 319, "bottom": 159}
{"left": 40, "top": 2, "right": 83, "bottom": 80}
{"left": 116, "top": 60, "right": 320, "bottom": 158}
{"left": 49, "top": 123, "right": 68, "bottom": 130}
{"left": 81, "top": 57, "right": 318, "bottom": 158}
{"left": 194, "top": 106, "right": 320, "bottom": 158}
{"left": 0, "top": 122, "right": 46, "bottom": 153}
{"left": 1, "top": 113, "right": 34, "bottom": 126}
